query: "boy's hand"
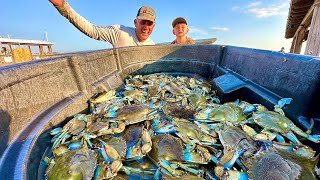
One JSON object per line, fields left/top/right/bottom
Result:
{"left": 49, "top": 0, "right": 64, "bottom": 6}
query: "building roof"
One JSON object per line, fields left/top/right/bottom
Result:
{"left": 285, "top": 0, "right": 314, "bottom": 38}
{"left": 0, "top": 38, "right": 54, "bottom": 46}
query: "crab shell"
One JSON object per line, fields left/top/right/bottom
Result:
{"left": 97, "top": 136, "right": 127, "bottom": 160}
{"left": 46, "top": 147, "right": 97, "bottom": 180}
{"left": 194, "top": 104, "right": 247, "bottom": 124}
{"left": 173, "top": 118, "right": 217, "bottom": 144}
{"left": 120, "top": 123, "right": 144, "bottom": 149}
{"left": 252, "top": 111, "right": 294, "bottom": 133}
{"left": 147, "top": 134, "right": 185, "bottom": 164}
{"left": 115, "top": 104, "right": 154, "bottom": 125}
{"left": 162, "top": 102, "right": 195, "bottom": 119}
{"left": 249, "top": 149, "right": 319, "bottom": 180}
{"left": 218, "top": 126, "right": 257, "bottom": 159}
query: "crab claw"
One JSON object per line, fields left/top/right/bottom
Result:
{"left": 222, "top": 149, "right": 247, "bottom": 169}
{"left": 307, "top": 134, "right": 320, "bottom": 143}
{"left": 93, "top": 162, "right": 121, "bottom": 180}
{"left": 153, "top": 124, "right": 176, "bottom": 134}
{"left": 242, "top": 105, "right": 257, "bottom": 115}
{"left": 183, "top": 152, "right": 207, "bottom": 164}
{"left": 219, "top": 138, "right": 248, "bottom": 169}
{"left": 98, "top": 140, "right": 120, "bottom": 163}
{"left": 68, "top": 141, "right": 81, "bottom": 150}
{"left": 50, "top": 127, "right": 62, "bottom": 135}
{"left": 222, "top": 170, "right": 248, "bottom": 180}
{"left": 126, "top": 146, "right": 142, "bottom": 160}
{"left": 277, "top": 98, "right": 293, "bottom": 109}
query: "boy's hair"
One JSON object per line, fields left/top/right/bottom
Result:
{"left": 172, "top": 17, "right": 187, "bottom": 28}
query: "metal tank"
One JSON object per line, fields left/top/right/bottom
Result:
{"left": 0, "top": 44, "right": 319, "bottom": 179}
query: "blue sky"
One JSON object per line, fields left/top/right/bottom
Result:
{"left": 1, "top": 0, "right": 298, "bottom": 53}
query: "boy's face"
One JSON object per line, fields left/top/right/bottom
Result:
{"left": 173, "top": 23, "right": 189, "bottom": 37}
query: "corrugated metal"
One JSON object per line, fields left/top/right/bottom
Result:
{"left": 285, "top": 0, "right": 314, "bottom": 38}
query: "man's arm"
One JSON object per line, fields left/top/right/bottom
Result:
{"left": 49, "top": 0, "right": 120, "bottom": 46}
{"left": 50, "top": 0, "right": 63, "bottom": 6}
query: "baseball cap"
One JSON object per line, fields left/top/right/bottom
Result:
{"left": 136, "top": 6, "right": 156, "bottom": 22}
{"left": 172, "top": 17, "right": 187, "bottom": 28}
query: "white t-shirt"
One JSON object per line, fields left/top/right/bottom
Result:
{"left": 56, "top": 2, "right": 155, "bottom": 48}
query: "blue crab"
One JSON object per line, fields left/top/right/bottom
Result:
{"left": 97, "top": 136, "right": 127, "bottom": 162}
{"left": 121, "top": 123, "right": 152, "bottom": 160}
{"left": 162, "top": 102, "right": 195, "bottom": 119}
{"left": 250, "top": 111, "right": 320, "bottom": 144}
{"left": 218, "top": 126, "right": 258, "bottom": 165}
{"left": 216, "top": 138, "right": 319, "bottom": 180}
{"left": 97, "top": 104, "right": 156, "bottom": 135}
{"left": 89, "top": 89, "right": 119, "bottom": 115}
{"left": 248, "top": 148, "right": 319, "bottom": 180}
{"left": 154, "top": 117, "right": 217, "bottom": 146}
{"left": 194, "top": 103, "right": 247, "bottom": 124}
{"left": 50, "top": 114, "right": 94, "bottom": 149}
{"left": 95, "top": 135, "right": 154, "bottom": 179}
{"left": 187, "top": 92, "right": 208, "bottom": 108}
{"left": 214, "top": 138, "right": 248, "bottom": 179}
{"left": 147, "top": 134, "right": 205, "bottom": 178}
{"left": 45, "top": 146, "right": 97, "bottom": 180}
{"left": 90, "top": 89, "right": 117, "bottom": 105}
{"left": 241, "top": 124, "right": 278, "bottom": 141}
{"left": 123, "top": 89, "right": 148, "bottom": 104}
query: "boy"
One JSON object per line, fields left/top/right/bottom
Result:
{"left": 171, "top": 17, "right": 195, "bottom": 44}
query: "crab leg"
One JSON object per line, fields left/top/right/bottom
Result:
{"left": 171, "top": 162, "right": 204, "bottom": 176}
{"left": 120, "top": 166, "right": 154, "bottom": 175}
{"left": 157, "top": 159, "right": 183, "bottom": 177}
{"left": 125, "top": 144, "right": 142, "bottom": 160}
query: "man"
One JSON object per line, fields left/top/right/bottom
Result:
{"left": 279, "top": 47, "right": 285, "bottom": 52}
{"left": 171, "top": 17, "right": 195, "bottom": 45}
{"left": 49, "top": 0, "right": 156, "bottom": 48}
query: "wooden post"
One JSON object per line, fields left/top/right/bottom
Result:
{"left": 8, "top": 44, "right": 15, "bottom": 63}
{"left": 290, "top": 26, "right": 306, "bottom": 54}
{"left": 304, "top": 2, "right": 320, "bottom": 56}
{"left": 28, "top": 45, "right": 33, "bottom": 60}
{"left": 39, "top": 45, "right": 44, "bottom": 57}
{"left": 48, "top": 45, "right": 52, "bottom": 54}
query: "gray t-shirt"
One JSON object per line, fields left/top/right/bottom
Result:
{"left": 56, "top": 2, "right": 155, "bottom": 48}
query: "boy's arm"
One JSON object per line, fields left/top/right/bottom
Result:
{"left": 50, "top": 0, "right": 120, "bottom": 46}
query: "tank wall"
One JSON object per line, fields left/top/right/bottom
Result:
{"left": 0, "top": 45, "right": 222, "bottom": 160}
{"left": 0, "top": 57, "right": 80, "bottom": 156}
{"left": 221, "top": 46, "right": 320, "bottom": 125}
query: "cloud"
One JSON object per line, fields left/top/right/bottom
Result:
{"left": 231, "top": 6, "right": 240, "bottom": 11}
{"left": 188, "top": 27, "right": 208, "bottom": 35}
{"left": 210, "top": 27, "right": 230, "bottom": 32}
{"left": 247, "top": 1, "right": 262, "bottom": 8}
{"left": 233, "top": 1, "right": 289, "bottom": 18}
{"left": 247, "top": 4, "right": 289, "bottom": 18}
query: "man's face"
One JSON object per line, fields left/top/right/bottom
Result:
{"left": 173, "top": 23, "right": 188, "bottom": 37}
{"left": 134, "top": 19, "right": 155, "bottom": 42}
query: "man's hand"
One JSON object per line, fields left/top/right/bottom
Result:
{"left": 49, "top": 0, "right": 64, "bottom": 6}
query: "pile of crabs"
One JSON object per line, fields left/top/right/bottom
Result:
{"left": 44, "top": 74, "right": 320, "bottom": 180}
